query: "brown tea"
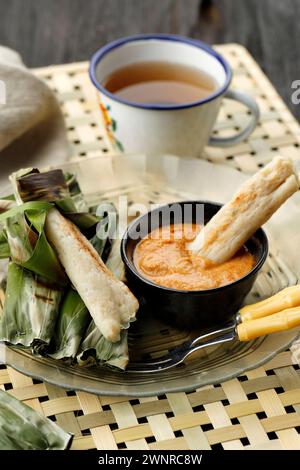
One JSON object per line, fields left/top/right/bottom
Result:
{"left": 102, "top": 61, "right": 217, "bottom": 105}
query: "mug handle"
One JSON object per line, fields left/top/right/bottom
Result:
{"left": 208, "top": 89, "right": 260, "bottom": 147}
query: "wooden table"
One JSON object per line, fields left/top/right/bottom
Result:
{"left": 0, "top": 0, "right": 299, "bottom": 120}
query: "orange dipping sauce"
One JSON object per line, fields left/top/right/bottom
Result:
{"left": 134, "top": 224, "right": 256, "bottom": 291}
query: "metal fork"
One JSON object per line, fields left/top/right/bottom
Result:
{"left": 127, "top": 285, "right": 300, "bottom": 373}
{"left": 127, "top": 321, "right": 237, "bottom": 373}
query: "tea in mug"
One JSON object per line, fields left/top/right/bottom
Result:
{"left": 102, "top": 61, "right": 217, "bottom": 105}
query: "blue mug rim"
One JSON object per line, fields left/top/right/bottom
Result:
{"left": 89, "top": 33, "right": 232, "bottom": 111}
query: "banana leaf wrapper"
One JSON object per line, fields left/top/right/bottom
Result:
{"left": 0, "top": 189, "right": 68, "bottom": 352}
{"left": 77, "top": 325, "right": 129, "bottom": 370}
{"left": 106, "top": 238, "right": 126, "bottom": 281}
{"left": 64, "top": 172, "right": 87, "bottom": 212}
{"left": 0, "top": 389, "right": 72, "bottom": 450}
{"left": 49, "top": 289, "right": 129, "bottom": 371}
{"left": 48, "top": 202, "right": 127, "bottom": 368}
{"left": 0, "top": 263, "right": 63, "bottom": 353}
{"left": 3, "top": 169, "right": 100, "bottom": 283}
{"left": 7, "top": 169, "right": 129, "bottom": 369}
{"left": 76, "top": 220, "right": 129, "bottom": 370}
{"left": 48, "top": 214, "right": 122, "bottom": 365}
{"left": 0, "top": 202, "right": 68, "bottom": 285}
{"left": 0, "top": 198, "right": 15, "bottom": 259}
{"left": 48, "top": 289, "right": 89, "bottom": 360}
{"left": 12, "top": 168, "right": 99, "bottom": 232}
{"left": 0, "top": 229, "right": 10, "bottom": 259}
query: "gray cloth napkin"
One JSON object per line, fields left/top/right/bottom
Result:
{"left": 0, "top": 46, "right": 69, "bottom": 191}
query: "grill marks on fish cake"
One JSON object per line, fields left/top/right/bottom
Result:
{"left": 65, "top": 214, "right": 109, "bottom": 275}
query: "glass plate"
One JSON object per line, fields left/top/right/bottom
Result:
{"left": 1, "top": 154, "right": 299, "bottom": 396}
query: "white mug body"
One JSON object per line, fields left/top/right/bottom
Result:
{"left": 90, "top": 35, "right": 259, "bottom": 156}
{"left": 99, "top": 92, "right": 223, "bottom": 156}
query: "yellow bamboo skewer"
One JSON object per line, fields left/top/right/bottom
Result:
{"left": 237, "top": 306, "right": 300, "bottom": 341}
{"left": 240, "top": 285, "right": 300, "bottom": 322}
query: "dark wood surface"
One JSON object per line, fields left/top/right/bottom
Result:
{"left": 1, "top": 0, "right": 300, "bottom": 120}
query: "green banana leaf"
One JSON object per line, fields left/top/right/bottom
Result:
{"left": 0, "top": 200, "right": 53, "bottom": 219}
{"left": 89, "top": 213, "right": 113, "bottom": 263}
{"left": 48, "top": 289, "right": 89, "bottom": 360}
{"left": 0, "top": 202, "right": 68, "bottom": 286}
{"left": 76, "top": 223, "right": 129, "bottom": 370}
{"left": 64, "top": 172, "right": 87, "bottom": 212}
{"left": 0, "top": 263, "right": 63, "bottom": 353}
{"left": 1, "top": 194, "right": 15, "bottom": 202}
{"left": 94, "top": 202, "right": 122, "bottom": 271}
{"left": 0, "top": 229, "right": 10, "bottom": 259}
{"left": 0, "top": 199, "right": 12, "bottom": 259}
{"left": 0, "top": 389, "right": 72, "bottom": 450}
{"left": 0, "top": 174, "right": 70, "bottom": 354}
{"left": 77, "top": 326, "right": 129, "bottom": 370}
{"left": 3, "top": 169, "right": 130, "bottom": 370}
{"left": 106, "top": 239, "right": 126, "bottom": 281}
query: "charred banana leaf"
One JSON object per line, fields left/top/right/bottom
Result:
{"left": 12, "top": 168, "right": 99, "bottom": 232}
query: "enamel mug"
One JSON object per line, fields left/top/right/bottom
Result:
{"left": 89, "top": 34, "right": 259, "bottom": 157}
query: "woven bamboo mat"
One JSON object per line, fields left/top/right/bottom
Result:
{"left": 1, "top": 43, "right": 300, "bottom": 450}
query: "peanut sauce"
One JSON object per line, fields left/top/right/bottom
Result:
{"left": 134, "top": 224, "right": 255, "bottom": 291}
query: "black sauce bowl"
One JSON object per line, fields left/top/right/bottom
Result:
{"left": 121, "top": 201, "right": 268, "bottom": 330}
